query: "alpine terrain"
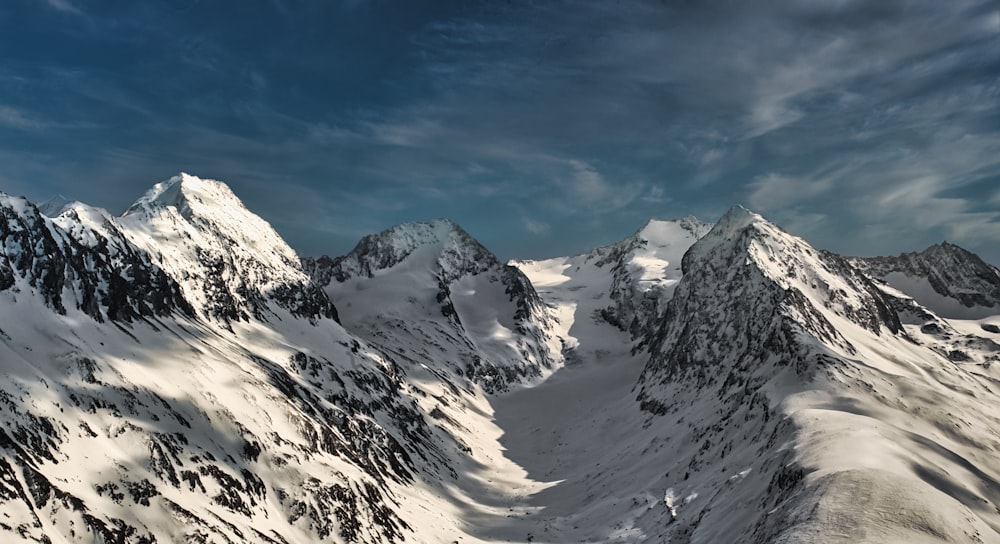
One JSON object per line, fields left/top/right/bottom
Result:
{"left": 1, "top": 173, "right": 999, "bottom": 543}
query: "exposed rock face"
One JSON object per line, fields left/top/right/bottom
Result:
{"left": 587, "top": 216, "right": 712, "bottom": 336}
{"left": 641, "top": 206, "right": 902, "bottom": 390}
{"left": 0, "top": 194, "right": 192, "bottom": 322}
{"left": 0, "top": 176, "right": 429, "bottom": 544}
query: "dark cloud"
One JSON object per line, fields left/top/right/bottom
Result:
{"left": 0, "top": 0, "right": 997, "bottom": 262}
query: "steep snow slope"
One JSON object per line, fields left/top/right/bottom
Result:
{"left": 306, "top": 219, "right": 557, "bottom": 394}
{"left": 0, "top": 194, "right": 191, "bottom": 323}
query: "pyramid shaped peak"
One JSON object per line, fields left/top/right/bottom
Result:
{"left": 715, "top": 204, "right": 764, "bottom": 232}
{"left": 680, "top": 205, "right": 786, "bottom": 275}
{"left": 37, "top": 194, "right": 74, "bottom": 217}
{"left": 122, "top": 173, "right": 243, "bottom": 218}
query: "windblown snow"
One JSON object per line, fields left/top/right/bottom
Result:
{"left": 1, "top": 174, "right": 999, "bottom": 543}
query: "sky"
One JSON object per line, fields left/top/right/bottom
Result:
{"left": 1, "top": 0, "right": 998, "bottom": 263}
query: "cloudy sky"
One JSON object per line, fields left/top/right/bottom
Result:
{"left": 1, "top": 1, "right": 998, "bottom": 262}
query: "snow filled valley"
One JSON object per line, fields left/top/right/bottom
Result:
{"left": 2, "top": 173, "right": 1000, "bottom": 543}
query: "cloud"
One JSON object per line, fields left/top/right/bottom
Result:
{"left": 748, "top": 173, "right": 833, "bottom": 211}
{"left": 522, "top": 217, "right": 549, "bottom": 234}
{"left": 3, "top": 0, "right": 998, "bottom": 263}
{"left": 567, "top": 160, "right": 610, "bottom": 203}
{"left": 0, "top": 106, "right": 41, "bottom": 129}
{"left": 43, "top": 0, "right": 82, "bottom": 15}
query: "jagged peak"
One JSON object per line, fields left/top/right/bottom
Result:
{"left": 680, "top": 205, "right": 772, "bottom": 275}
{"left": 641, "top": 207, "right": 903, "bottom": 391}
{"left": 330, "top": 218, "right": 499, "bottom": 282}
{"left": 921, "top": 240, "right": 988, "bottom": 262}
{"left": 850, "top": 239, "right": 1000, "bottom": 317}
{"left": 715, "top": 204, "right": 764, "bottom": 233}
{"left": 373, "top": 218, "right": 476, "bottom": 250}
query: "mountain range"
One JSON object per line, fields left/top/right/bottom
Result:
{"left": 1, "top": 173, "right": 999, "bottom": 543}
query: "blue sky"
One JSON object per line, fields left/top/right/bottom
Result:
{"left": 1, "top": 1, "right": 999, "bottom": 263}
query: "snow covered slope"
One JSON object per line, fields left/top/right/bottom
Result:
{"left": 0, "top": 194, "right": 191, "bottom": 323}
{"left": 305, "top": 219, "right": 557, "bottom": 394}
{"left": 512, "top": 216, "right": 711, "bottom": 357}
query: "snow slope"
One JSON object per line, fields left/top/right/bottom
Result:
{"left": 119, "top": 173, "right": 337, "bottom": 324}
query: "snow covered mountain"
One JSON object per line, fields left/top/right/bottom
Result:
{"left": 850, "top": 242, "right": 1000, "bottom": 319}
{"left": 630, "top": 207, "right": 1000, "bottom": 542}
{"left": 3, "top": 174, "right": 1000, "bottom": 544}
{"left": 305, "top": 219, "right": 557, "bottom": 394}
{"left": 512, "top": 216, "right": 710, "bottom": 363}
{"left": 119, "top": 174, "right": 337, "bottom": 324}
{"left": 0, "top": 175, "right": 472, "bottom": 543}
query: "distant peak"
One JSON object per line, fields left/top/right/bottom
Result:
{"left": 328, "top": 218, "right": 498, "bottom": 282}
{"left": 37, "top": 194, "right": 73, "bottom": 217}
{"left": 376, "top": 218, "right": 474, "bottom": 248}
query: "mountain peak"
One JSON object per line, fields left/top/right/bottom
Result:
{"left": 36, "top": 194, "right": 73, "bottom": 217}
{"left": 116, "top": 173, "right": 336, "bottom": 323}
{"left": 326, "top": 218, "right": 499, "bottom": 283}
{"left": 680, "top": 205, "right": 767, "bottom": 275}
{"left": 637, "top": 216, "right": 713, "bottom": 246}
{"left": 850, "top": 240, "right": 1000, "bottom": 318}
{"left": 383, "top": 218, "right": 470, "bottom": 247}
{"left": 716, "top": 204, "right": 763, "bottom": 231}
{"left": 122, "top": 173, "right": 243, "bottom": 219}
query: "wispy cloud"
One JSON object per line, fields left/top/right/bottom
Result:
{"left": 43, "top": 0, "right": 82, "bottom": 15}
{"left": 0, "top": 106, "right": 42, "bottom": 129}
{"left": 748, "top": 173, "right": 833, "bottom": 211}
{"left": 522, "top": 217, "right": 549, "bottom": 234}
